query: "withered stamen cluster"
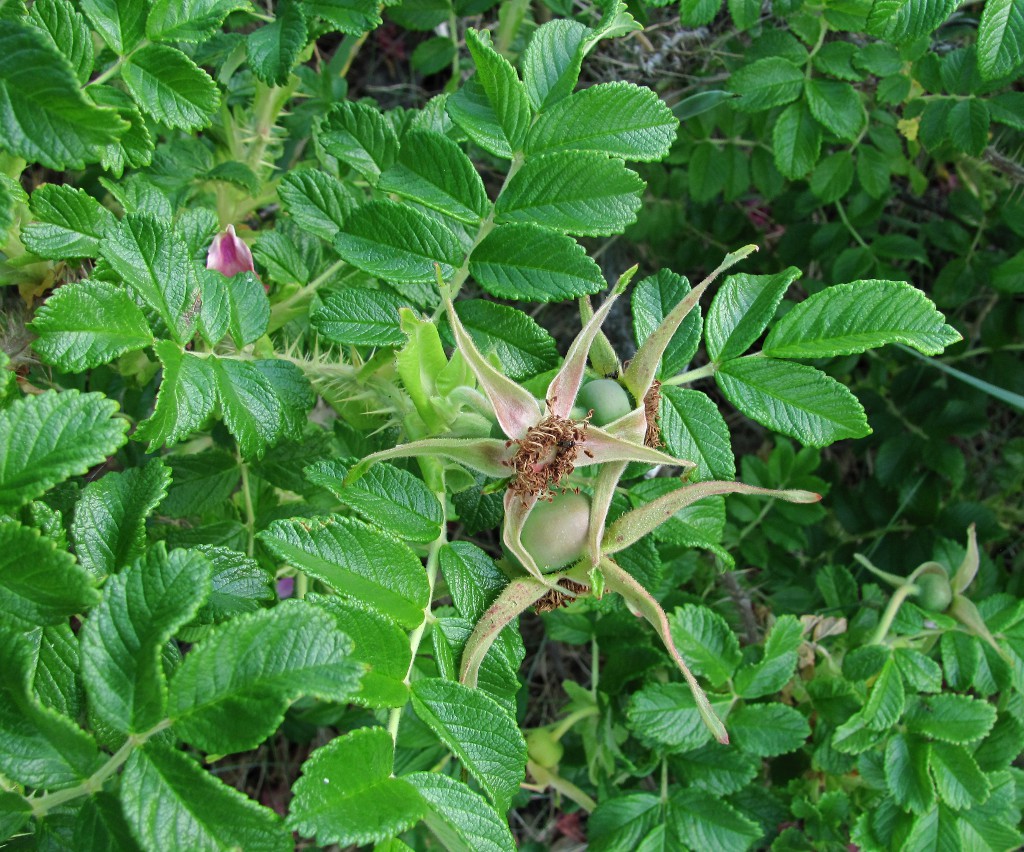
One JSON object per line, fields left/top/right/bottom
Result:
{"left": 533, "top": 579, "right": 590, "bottom": 614}
{"left": 505, "top": 400, "right": 592, "bottom": 500}
{"left": 643, "top": 380, "right": 663, "bottom": 448}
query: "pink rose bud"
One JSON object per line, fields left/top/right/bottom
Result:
{"left": 206, "top": 224, "right": 256, "bottom": 278}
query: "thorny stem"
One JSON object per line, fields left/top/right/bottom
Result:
{"left": 28, "top": 720, "right": 173, "bottom": 817}
{"left": 388, "top": 488, "right": 447, "bottom": 745}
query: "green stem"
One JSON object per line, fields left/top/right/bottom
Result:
{"left": 835, "top": 199, "right": 870, "bottom": 251}
{"left": 590, "top": 635, "right": 600, "bottom": 699}
{"left": 549, "top": 706, "right": 599, "bottom": 742}
{"left": 387, "top": 489, "right": 447, "bottom": 745}
{"left": 663, "top": 362, "right": 718, "bottom": 386}
{"left": 29, "top": 720, "right": 172, "bottom": 817}
{"left": 237, "top": 447, "right": 256, "bottom": 558}
{"left": 869, "top": 582, "right": 919, "bottom": 645}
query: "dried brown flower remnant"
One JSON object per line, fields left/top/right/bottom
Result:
{"left": 505, "top": 403, "right": 592, "bottom": 500}
{"left": 533, "top": 579, "right": 590, "bottom": 614}
{"left": 643, "top": 379, "right": 662, "bottom": 448}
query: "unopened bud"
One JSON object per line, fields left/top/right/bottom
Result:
{"left": 206, "top": 224, "right": 255, "bottom": 278}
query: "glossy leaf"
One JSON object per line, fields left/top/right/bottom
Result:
{"left": 287, "top": 728, "right": 425, "bottom": 846}
{"left": 449, "top": 300, "right": 559, "bottom": 381}
{"left": 806, "top": 79, "right": 866, "bottom": 141}
{"left": 121, "top": 744, "right": 291, "bottom": 851}
{"left": 22, "top": 184, "right": 114, "bottom": 259}
{"left": 334, "top": 200, "right": 463, "bottom": 284}
{"left": 122, "top": 44, "right": 220, "bottom": 131}
{"left": 659, "top": 388, "right": 735, "bottom": 481}
{"left": 867, "top": 0, "right": 959, "bottom": 43}
{"left": 705, "top": 267, "right": 800, "bottom": 362}
{"left": 520, "top": 18, "right": 588, "bottom": 111}
{"left": 977, "top": 0, "right": 1024, "bottom": 79}
{"left": 468, "top": 223, "right": 606, "bottom": 302}
{"left": 260, "top": 514, "right": 429, "bottom": 628}
{"left": 715, "top": 357, "right": 870, "bottom": 447}
{"left": 305, "top": 459, "right": 443, "bottom": 543}
{"left": 0, "top": 390, "right": 128, "bottom": 513}
{"left": 904, "top": 694, "right": 997, "bottom": 743}
{"left": 495, "top": 152, "right": 644, "bottom": 236}
{"left": 728, "top": 703, "right": 810, "bottom": 757}
{"left": 79, "top": 0, "right": 146, "bottom": 53}
{"left": 526, "top": 81, "right": 678, "bottom": 161}
{"left": 406, "top": 771, "right": 517, "bottom": 852}
{"left": 311, "top": 288, "right": 409, "bottom": 346}
{"left": 666, "top": 789, "right": 761, "bottom": 851}
{"left": 0, "top": 20, "right": 127, "bottom": 170}
{"left": 29, "top": 0, "right": 95, "bottom": 84}
{"left": 631, "top": 269, "right": 701, "bottom": 378}
{"left": 147, "top": 0, "right": 251, "bottom": 42}
{"left": 319, "top": 100, "right": 399, "bottom": 184}
{"left": 929, "top": 741, "right": 991, "bottom": 809}
{"left": 763, "top": 279, "right": 962, "bottom": 358}
{"left": 278, "top": 168, "right": 356, "bottom": 242}
{"left": 71, "top": 459, "right": 171, "bottom": 577}
{"left": 81, "top": 544, "right": 211, "bottom": 733}
{"left": 885, "top": 733, "right": 935, "bottom": 814}
{"left": 247, "top": 0, "right": 306, "bottom": 85}
{"left": 411, "top": 678, "right": 527, "bottom": 812}
{"left": 30, "top": 279, "right": 152, "bottom": 372}
{"left": 169, "top": 602, "right": 361, "bottom": 752}
{"left": 729, "top": 57, "right": 804, "bottom": 112}
{"left": 626, "top": 683, "right": 731, "bottom": 752}
{"left": 0, "top": 522, "right": 99, "bottom": 627}
{"left": 773, "top": 100, "right": 822, "bottom": 179}
{"left": 667, "top": 604, "right": 741, "bottom": 688}
{"left": 134, "top": 341, "right": 218, "bottom": 451}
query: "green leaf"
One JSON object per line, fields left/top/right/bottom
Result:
{"left": 0, "top": 522, "right": 99, "bottom": 627}
{"left": 958, "top": 771, "right": 1023, "bottom": 850}
{"left": 590, "top": 795, "right": 663, "bottom": 852}
{"left": 406, "top": 772, "right": 517, "bottom": 852}
{"left": 411, "top": 678, "right": 527, "bottom": 812}
{"left": 310, "top": 595, "right": 409, "bottom": 708}
{"left": 631, "top": 269, "right": 701, "bottom": 378}
{"left": 30, "top": 279, "right": 153, "bottom": 372}
{"left": 378, "top": 130, "right": 489, "bottom": 224}
{"left": 857, "top": 144, "right": 892, "bottom": 198}
{"left": 810, "top": 150, "right": 855, "bottom": 203}
{"left": 728, "top": 0, "right": 760, "bottom": 29}
{"left": 319, "top": 100, "right": 398, "bottom": 184}
{"left": 666, "top": 789, "right": 761, "bottom": 851}
{"left": 978, "top": 0, "right": 1024, "bottom": 79}
{"left": 449, "top": 300, "right": 559, "bottom": 381}
{"left": 885, "top": 734, "right": 935, "bottom": 814}
{"left": 659, "top": 388, "right": 735, "bottom": 481}
{"left": 29, "top": 0, "right": 95, "bottom": 84}
{"left": 278, "top": 168, "right": 356, "bottom": 242}
{"left": 773, "top": 100, "right": 822, "bottom": 179}
{"left": 446, "top": 28, "right": 531, "bottom": 158}
{"left": 929, "top": 741, "right": 990, "bottom": 809}
{"left": 100, "top": 214, "right": 198, "bottom": 344}
{"left": 22, "top": 184, "right": 114, "bottom": 259}
{"left": 0, "top": 20, "right": 127, "bottom": 170}
{"left": 169, "top": 602, "right": 360, "bottom": 752}
{"left": 25, "top": 623, "right": 82, "bottom": 718}
{"left": 679, "top": 0, "right": 724, "bottom": 25}
{"left": 946, "top": 98, "right": 990, "bottom": 157}
{"left": 306, "top": 459, "right": 443, "bottom": 543}
{"left": 468, "top": 223, "right": 606, "bottom": 302}
{"left": 867, "top": 0, "right": 958, "bottom": 43}
{"left": 72, "top": 459, "right": 171, "bottom": 577}
{"left": 90, "top": 85, "right": 154, "bottom": 177}
{"left": 333, "top": 200, "right": 462, "bottom": 284}
{"left": 122, "top": 743, "right": 291, "bottom": 851}
{"left": 260, "top": 515, "right": 429, "bottom": 628}
{"left": 904, "top": 694, "right": 997, "bottom": 743}
{"left": 121, "top": 44, "right": 219, "bottom": 131}
{"left": 305, "top": 0, "right": 383, "bottom": 35}
{"left": 805, "top": 79, "right": 866, "bottom": 141}
{"left": 247, "top": 0, "right": 306, "bottom": 85}
{"left": 667, "top": 604, "right": 741, "bottom": 687}
{"left": 715, "top": 357, "right": 870, "bottom": 447}
{"left": 763, "top": 279, "right": 961, "bottom": 358}
{"left": 728, "top": 703, "right": 809, "bottom": 757}
{"left": 0, "top": 390, "right": 128, "bottom": 513}
{"left": 495, "top": 152, "right": 644, "bottom": 237}
{"left": 626, "top": 683, "right": 730, "bottom": 752}
{"left": 733, "top": 615, "right": 802, "bottom": 699}
{"left": 0, "top": 621, "right": 101, "bottom": 789}
{"left": 729, "top": 56, "right": 804, "bottom": 112}
{"left": 147, "top": 0, "right": 251, "bottom": 42}
{"left": 287, "top": 728, "right": 425, "bottom": 846}
{"left": 863, "top": 655, "right": 905, "bottom": 730}
{"left": 706, "top": 267, "right": 800, "bottom": 362}
{"left": 521, "top": 19, "right": 588, "bottom": 111}
{"left": 209, "top": 356, "right": 283, "bottom": 458}
{"left": 134, "top": 341, "right": 218, "bottom": 451}
{"left": 526, "top": 81, "right": 678, "bottom": 162}
{"left": 81, "top": 544, "right": 210, "bottom": 733}
{"left": 218, "top": 270, "right": 270, "bottom": 347}
{"left": 191, "top": 545, "right": 274, "bottom": 623}
{"left": 669, "top": 743, "right": 760, "bottom": 795}
{"left": 312, "top": 288, "right": 410, "bottom": 346}
{"left": 894, "top": 647, "right": 943, "bottom": 693}
{"left": 438, "top": 542, "right": 506, "bottom": 622}
{"left": 72, "top": 792, "right": 140, "bottom": 851}
{"left": 79, "top": 0, "right": 146, "bottom": 53}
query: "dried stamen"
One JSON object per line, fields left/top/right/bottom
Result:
{"left": 643, "top": 380, "right": 663, "bottom": 448}
{"left": 505, "top": 403, "right": 591, "bottom": 500}
{"left": 533, "top": 579, "right": 590, "bottom": 614}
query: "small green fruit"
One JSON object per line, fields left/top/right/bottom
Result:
{"left": 914, "top": 571, "right": 952, "bottom": 612}
{"left": 520, "top": 491, "right": 591, "bottom": 571}
{"left": 576, "top": 379, "right": 633, "bottom": 427}
{"left": 526, "top": 728, "right": 564, "bottom": 768}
